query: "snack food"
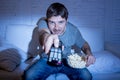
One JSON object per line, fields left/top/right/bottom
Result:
{"left": 67, "top": 53, "right": 86, "bottom": 68}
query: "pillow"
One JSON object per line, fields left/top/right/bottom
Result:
{"left": 0, "top": 42, "right": 27, "bottom": 62}
{"left": 0, "top": 48, "right": 21, "bottom": 71}
{"left": 78, "top": 27, "right": 104, "bottom": 52}
{"left": 87, "top": 51, "right": 120, "bottom": 73}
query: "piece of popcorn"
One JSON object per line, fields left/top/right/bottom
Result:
{"left": 67, "top": 53, "right": 86, "bottom": 68}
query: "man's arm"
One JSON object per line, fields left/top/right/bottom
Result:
{"left": 39, "top": 28, "right": 50, "bottom": 46}
{"left": 81, "top": 42, "right": 92, "bottom": 56}
{"left": 81, "top": 42, "right": 96, "bottom": 66}
{"left": 39, "top": 28, "right": 59, "bottom": 54}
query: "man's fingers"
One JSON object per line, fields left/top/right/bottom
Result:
{"left": 44, "top": 37, "right": 53, "bottom": 54}
{"left": 44, "top": 43, "right": 52, "bottom": 54}
{"left": 86, "top": 55, "right": 96, "bottom": 67}
{"left": 54, "top": 37, "right": 59, "bottom": 48}
{"left": 44, "top": 44, "right": 51, "bottom": 54}
{"left": 43, "top": 34, "right": 59, "bottom": 54}
{"left": 42, "top": 46, "right": 44, "bottom": 50}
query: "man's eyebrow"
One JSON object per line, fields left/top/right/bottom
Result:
{"left": 48, "top": 19, "right": 65, "bottom": 22}
{"left": 48, "top": 20, "right": 52, "bottom": 22}
{"left": 48, "top": 20, "right": 54, "bottom": 23}
{"left": 59, "top": 20, "right": 65, "bottom": 22}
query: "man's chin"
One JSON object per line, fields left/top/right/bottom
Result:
{"left": 53, "top": 31, "right": 64, "bottom": 35}
{"left": 53, "top": 32, "right": 61, "bottom": 35}
{"left": 53, "top": 33, "right": 61, "bottom": 35}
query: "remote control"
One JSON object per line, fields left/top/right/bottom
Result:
{"left": 47, "top": 41, "right": 63, "bottom": 66}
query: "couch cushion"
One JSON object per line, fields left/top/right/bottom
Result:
{"left": 105, "top": 42, "right": 120, "bottom": 58}
{"left": 78, "top": 27, "right": 104, "bottom": 52}
{"left": 5, "top": 24, "right": 43, "bottom": 58}
{"left": 87, "top": 51, "right": 120, "bottom": 73}
{"left": 0, "top": 36, "right": 4, "bottom": 46}
{"left": 5, "top": 24, "right": 36, "bottom": 53}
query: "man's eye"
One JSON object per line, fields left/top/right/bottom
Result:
{"left": 59, "top": 21, "right": 64, "bottom": 24}
{"left": 48, "top": 21, "right": 54, "bottom": 24}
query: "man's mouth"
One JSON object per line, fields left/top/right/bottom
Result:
{"left": 53, "top": 30, "right": 62, "bottom": 35}
{"left": 53, "top": 29, "right": 59, "bottom": 32}
{"left": 54, "top": 31, "right": 61, "bottom": 34}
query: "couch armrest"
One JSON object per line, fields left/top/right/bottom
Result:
{"left": 105, "top": 42, "right": 120, "bottom": 58}
{"left": 24, "top": 55, "right": 40, "bottom": 70}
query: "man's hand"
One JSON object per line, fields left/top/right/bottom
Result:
{"left": 81, "top": 42, "right": 96, "bottom": 67}
{"left": 85, "top": 55, "right": 96, "bottom": 67}
{"left": 43, "top": 34, "right": 59, "bottom": 54}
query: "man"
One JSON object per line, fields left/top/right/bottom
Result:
{"left": 25, "top": 2, "right": 96, "bottom": 80}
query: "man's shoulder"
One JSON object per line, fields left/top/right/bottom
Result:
{"left": 37, "top": 17, "right": 47, "bottom": 25}
{"left": 37, "top": 17, "right": 48, "bottom": 28}
{"left": 67, "top": 22, "right": 78, "bottom": 30}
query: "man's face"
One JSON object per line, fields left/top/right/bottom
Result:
{"left": 47, "top": 16, "right": 67, "bottom": 35}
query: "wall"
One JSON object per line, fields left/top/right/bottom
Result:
{"left": 0, "top": 0, "right": 120, "bottom": 44}
{"left": 105, "top": 0, "right": 120, "bottom": 44}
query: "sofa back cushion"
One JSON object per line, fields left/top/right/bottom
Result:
{"left": 5, "top": 24, "right": 35, "bottom": 53}
{"left": 78, "top": 27, "right": 104, "bottom": 52}
{"left": 5, "top": 24, "right": 104, "bottom": 58}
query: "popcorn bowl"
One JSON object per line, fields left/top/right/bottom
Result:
{"left": 67, "top": 53, "right": 86, "bottom": 69}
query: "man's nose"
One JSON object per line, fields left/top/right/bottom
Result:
{"left": 55, "top": 23, "right": 59, "bottom": 29}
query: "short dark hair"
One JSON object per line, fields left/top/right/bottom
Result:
{"left": 46, "top": 2, "right": 69, "bottom": 20}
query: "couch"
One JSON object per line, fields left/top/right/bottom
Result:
{"left": 0, "top": 24, "right": 39, "bottom": 80}
{"left": 0, "top": 24, "right": 120, "bottom": 80}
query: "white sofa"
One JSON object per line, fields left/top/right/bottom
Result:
{"left": 0, "top": 24, "right": 120, "bottom": 80}
{"left": 0, "top": 24, "right": 39, "bottom": 80}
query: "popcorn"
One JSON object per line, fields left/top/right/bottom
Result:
{"left": 67, "top": 53, "right": 86, "bottom": 68}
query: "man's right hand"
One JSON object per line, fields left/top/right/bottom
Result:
{"left": 42, "top": 34, "right": 59, "bottom": 54}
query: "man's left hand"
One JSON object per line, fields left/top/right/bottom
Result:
{"left": 85, "top": 55, "right": 96, "bottom": 67}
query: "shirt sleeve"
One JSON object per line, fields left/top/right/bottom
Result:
{"left": 75, "top": 29, "right": 86, "bottom": 48}
{"left": 37, "top": 17, "right": 48, "bottom": 29}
